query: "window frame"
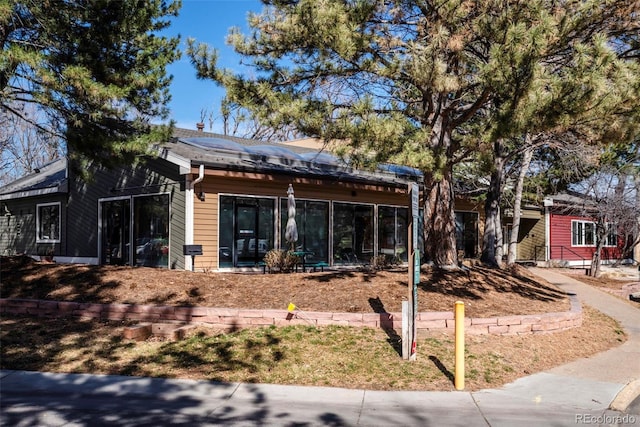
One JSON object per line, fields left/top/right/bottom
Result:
{"left": 36, "top": 202, "right": 61, "bottom": 243}
{"left": 571, "top": 219, "right": 617, "bottom": 247}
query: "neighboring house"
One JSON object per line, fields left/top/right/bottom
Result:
{"left": 501, "top": 204, "right": 546, "bottom": 262}
{"left": 1, "top": 127, "right": 542, "bottom": 270}
{"left": 541, "top": 193, "right": 625, "bottom": 267}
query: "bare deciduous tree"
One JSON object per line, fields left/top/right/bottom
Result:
{"left": 570, "top": 167, "right": 639, "bottom": 276}
{"left": 1, "top": 103, "right": 62, "bottom": 185}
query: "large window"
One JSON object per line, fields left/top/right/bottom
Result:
{"left": 333, "top": 203, "right": 374, "bottom": 264}
{"left": 36, "top": 202, "right": 60, "bottom": 243}
{"left": 134, "top": 194, "right": 170, "bottom": 267}
{"left": 572, "top": 220, "right": 617, "bottom": 247}
{"left": 101, "top": 198, "right": 130, "bottom": 265}
{"left": 219, "top": 196, "right": 275, "bottom": 268}
{"left": 279, "top": 199, "right": 329, "bottom": 263}
{"left": 100, "top": 194, "right": 170, "bottom": 268}
{"left": 378, "top": 206, "right": 408, "bottom": 262}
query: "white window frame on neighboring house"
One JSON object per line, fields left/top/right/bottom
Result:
{"left": 571, "top": 220, "right": 617, "bottom": 247}
{"left": 36, "top": 202, "right": 61, "bottom": 243}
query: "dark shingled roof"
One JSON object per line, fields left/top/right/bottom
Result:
{"left": 0, "top": 158, "right": 68, "bottom": 200}
{"left": 0, "top": 127, "right": 422, "bottom": 199}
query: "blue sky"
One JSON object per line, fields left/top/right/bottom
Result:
{"left": 161, "top": 0, "right": 263, "bottom": 133}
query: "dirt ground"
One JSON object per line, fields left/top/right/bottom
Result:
{"left": 1, "top": 255, "right": 637, "bottom": 391}
{"left": 2, "top": 256, "right": 637, "bottom": 315}
{"left": 0, "top": 255, "right": 578, "bottom": 317}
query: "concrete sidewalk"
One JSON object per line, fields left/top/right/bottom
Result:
{"left": 1, "top": 269, "right": 639, "bottom": 426}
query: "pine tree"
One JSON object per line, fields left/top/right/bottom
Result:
{"left": 0, "top": 0, "right": 181, "bottom": 172}
{"left": 478, "top": 0, "right": 640, "bottom": 267}
{"left": 187, "top": 0, "right": 639, "bottom": 269}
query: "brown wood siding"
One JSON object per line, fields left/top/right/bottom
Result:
{"left": 193, "top": 188, "right": 218, "bottom": 270}
{"left": 454, "top": 197, "right": 483, "bottom": 214}
{"left": 192, "top": 175, "right": 413, "bottom": 269}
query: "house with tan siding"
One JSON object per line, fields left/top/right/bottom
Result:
{"left": 1, "top": 127, "right": 551, "bottom": 271}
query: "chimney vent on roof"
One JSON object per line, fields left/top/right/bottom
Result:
{"left": 196, "top": 122, "right": 204, "bottom": 132}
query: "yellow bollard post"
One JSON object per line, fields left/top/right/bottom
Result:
{"left": 455, "top": 301, "right": 465, "bottom": 391}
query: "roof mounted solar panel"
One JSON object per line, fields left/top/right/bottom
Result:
{"left": 298, "top": 152, "right": 341, "bottom": 166}
{"left": 378, "top": 163, "right": 422, "bottom": 178}
{"left": 245, "top": 145, "right": 302, "bottom": 160}
{"left": 180, "top": 137, "right": 249, "bottom": 153}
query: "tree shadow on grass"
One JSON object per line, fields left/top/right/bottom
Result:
{"left": 368, "top": 297, "right": 402, "bottom": 356}
{"left": 0, "top": 316, "right": 285, "bottom": 386}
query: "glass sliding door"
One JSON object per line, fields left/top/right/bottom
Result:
{"left": 219, "top": 196, "right": 275, "bottom": 267}
{"left": 134, "top": 194, "right": 170, "bottom": 268}
{"left": 378, "top": 206, "right": 408, "bottom": 262}
{"left": 333, "top": 203, "right": 374, "bottom": 264}
{"left": 219, "top": 197, "right": 234, "bottom": 268}
{"left": 279, "top": 199, "right": 329, "bottom": 263}
{"left": 305, "top": 201, "right": 329, "bottom": 262}
{"left": 101, "top": 199, "right": 131, "bottom": 265}
{"left": 236, "top": 202, "right": 258, "bottom": 266}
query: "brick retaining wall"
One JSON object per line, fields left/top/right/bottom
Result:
{"left": 0, "top": 295, "right": 581, "bottom": 336}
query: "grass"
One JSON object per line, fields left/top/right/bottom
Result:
{"left": 0, "top": 305, "right": 625, "bottom": 391}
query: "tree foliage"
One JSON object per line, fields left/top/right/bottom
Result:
{"left": 0, "top": 0, "right": 181, "bottom": 173}
{"left": 187, "top": 0, "right": 640, "bottom": 268}
{"left": 475, "top": 0, "right": 640, "bottom": 266}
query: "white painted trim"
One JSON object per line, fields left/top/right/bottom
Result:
{"left": 184, "top": 165, "right": 203, "bottom": 271}
{"left": 185, "top": 175, "right": 194, "bottom": 271}
{"left": 544, "top": 205, "right": 550, "bottom": 262}
{"left": 36, "top": 202, "right": 62, "bottom": 243}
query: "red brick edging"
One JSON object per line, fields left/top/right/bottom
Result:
{"left": 0, "top": 295, "right": 581, "bottom": 336}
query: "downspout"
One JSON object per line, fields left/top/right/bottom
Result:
{"left": 193, "top": 164, "right": 205, "bottom": 187}
{"left": 185, "top": 164, "right": 204, "bottom": 270}
{"left": 543, "top": 197, "right": 553, "bottom": 266}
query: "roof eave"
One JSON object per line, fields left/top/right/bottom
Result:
{"left": 0, "top": 180, "right": 68, "bottom": 201}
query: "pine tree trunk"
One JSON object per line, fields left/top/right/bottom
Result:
{"left": 421, "top": 113, "right": 459, "bottom": 270}
{"left": 481, "top": 144, "right": 506, "bottom": 268}
{"left": 423, "top": 169, "right": 459, "bottom": 269}
{"left": 494, "top": 206, "right": 503, "bottom": 263}
{"left": 507, "top": 145, "right": 534, "bottom": 265}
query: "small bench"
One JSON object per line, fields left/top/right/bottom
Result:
{"left": 258, "top": 261, "right": 269, "bottom": 274}
{"left": 304, "top": 262, "right": 329, "bottom": 272}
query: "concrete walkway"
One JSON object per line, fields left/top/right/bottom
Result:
{"left": 530, "top": 268, "right": 640, "bottom": 385}
{"left": 1, "top": 269, "right": 639, "bottom": 426}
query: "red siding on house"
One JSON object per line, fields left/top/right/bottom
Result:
{"left": 549, "top": 212, "right": 622, "bottom": 262}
